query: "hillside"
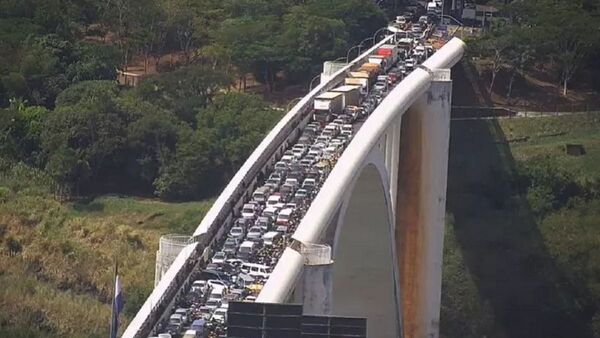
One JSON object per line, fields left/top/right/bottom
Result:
{"left": 0, "top": 163, "right": 212, "bottom": 338}
{"left": 442, "top": 112, "right": 600, "bottom": 337}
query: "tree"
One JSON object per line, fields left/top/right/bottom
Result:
{"left": 65, "top": 42, "right": 121, "bottom": 83}
{"left": 135, "top": 65, "right": 231, "bottom": 123}
{"left": 280, "top": 6, "right": 348, "bottom": 80}
{"left": 472, "top": 26, "right": 513, "bottom": 95}
{"left": 533, "top": 0, "right": 598, "bottom": 96}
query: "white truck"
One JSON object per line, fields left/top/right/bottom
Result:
{"left": 345, "top": 71, "right": 370, "bottom": 95}
{"left": 332, "top": 85, "right": 362, "bottom": 106}
{"left": 367, "top": 55, "right": 391, "bottom": 72}
{"left": 313, "top": 91, "right": 345, "bottom": 124}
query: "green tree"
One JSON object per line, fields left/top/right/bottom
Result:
{"left": 135, "top": 65, "right": 231, "bottom": 123}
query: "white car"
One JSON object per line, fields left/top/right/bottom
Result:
{"left": 246, "top": 226, "right": 263, "bottom": 241}
{"left": 174, "top": 308, "right": 189, "bottom": 324}
{"left": 191, "top": 280, "right": 210, "bottom": 294}
{"left": 241, "top": 203, "right": 258, "bottom": 219}
{"left": 211, "top": 307, "right": 228, "bottom": 324}
{"left": 229, "top": 226, "right": 245, "bottom": 239}
{"left": 207, "top": 280, "right": 228, "bottom": 290}
{"left": 205, "top": 298, "right": 221, "bottom": 311}
{"left": 211, "top": 251, "right": 227, "bottom": 265}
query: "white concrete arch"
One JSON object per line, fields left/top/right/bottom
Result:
{"left": 328, "top": 152, "right": 402, "bottom": 338}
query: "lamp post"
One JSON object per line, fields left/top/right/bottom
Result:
{"left": 309, "top": 75, "right": 321, "bottom": 92}
{"left": 372, "top": 27, "right": 389, "bottom": 43}
{"left": 286, "top": 97, "right": 304, "bottom": 112}
{"left": 346, "top": 44, "right": 363, "bottom": 63}
{"left": 358, "top": 37, "right": 374, "bottom": 54}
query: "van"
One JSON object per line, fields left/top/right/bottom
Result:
{"left": 276, "top": 208, "right": 294, "bottom": 226}
{"left": 252, "top": 186, "right": 270, "bottom": 204}
{"left": 236, "top": 241, "right": 257, "bottom": 261}
{"left": 182, "top": 330, "right": 199, "bottom": 338}
{"left": 208, "top": 285, "right": 226, "bottom": 302}
{"left": 241, "top": 263, "right": 271, "bottom": 278}
{"left": 262, "top": 231, "right": 282, "bottom": 246}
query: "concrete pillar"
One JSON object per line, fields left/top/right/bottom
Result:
{"left": 396, "top": 69, "right": 452, "bottom": 338}
{"left": 300, "top": 244, "right": 334, "bottom": 315}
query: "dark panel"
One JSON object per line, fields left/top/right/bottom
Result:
{"left": 227, "top": 326, "right": 263, "bottom": 338}
{"left": 330, "top": 325, "right": 367, "bottom": 336}
{"left": 228, "top": 313, "right": 263, "bottom": 327}
{"left": 265, "top": 315, "right": 302, "bottom": 329}
{"left": 301, "top": 324, "right": 329, "bottom": 334}
{"left": 265, "top": 303, "right": 304, "bottom": 315}
{"left": 229, "top": 301, "right": 264, "bottom": 314}
{"left": 330, "top": 317, "right": 366, "bottom": 327}
{"left": 302, "top": 315, "right": 330, "bottom": 325}
{"left": 264, "top": 328, "right": 301, "bottom": 338}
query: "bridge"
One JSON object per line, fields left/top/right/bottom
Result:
{"left": 122, "top": 27, "right": 465, "bottom": 338}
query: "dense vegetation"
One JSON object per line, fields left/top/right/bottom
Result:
{"left": 0, "top": 0, "right": 387, "bottom": 201}
{"left": 469, "top": 0, "right": 600, "bottom": 100}
{"left": 443, "top": 113, "right": 600, "bottom": 337}
{"left": 0, "top": 162, "right": 213, "bottom": 337}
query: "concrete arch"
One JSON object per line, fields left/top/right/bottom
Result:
{"left": 327, "top": 150, "right": 402, "bottom": 338}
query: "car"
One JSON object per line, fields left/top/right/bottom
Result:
{"left": 276, "top": 208, "right": 294, "bottom": 226}
{"left": 280, "top": 184, "right": 295, "bottom": 201}
{"left": 285, "top": 177, "right": 299, "bottom": 188}
{"left": 261, "top": 206, "right": 279, "bottom": 221}
{"left": 273, "top": 161, "right": 288, "bottom": 174}
{"left": 294, "top": 189, "right": 309, "bottom": 204}
{"left": 234, "top": 217, "right": 253, "bottom": 228}
{"left": 373, "top": 81, "right": 387, "bottom": 92}
{"left": 315, "top": 135, "right": 331, "bottom": 144}
{"left": 196, "top": 306, "right": 213, "bottom": 320}
{"left": 255, "top": 216, "right": 273, "bottom": 231}
{"left": 223, "top": 238, "right": 240, "bottom": 256}
{"left": 266, "top": 193, "right": 282, "bottom": 207}
{"left": 225, "top": 258, "right": 245, "bottom": 268}
{"left": 211, "top": 251, "right": 227, "bottom": 265}
{"left": 281, "top": 154, "right": 295, "bottom": 164}
{"left": 205, "top": 298, "right": 221, "bottom": 311}
{"left": 262, "top": 231, "right": 282, "bottom": 246}
{"left": 211, "top": 307, "right": 228, "bottom": 324}
{"left": 395, "top": 15, "right": 407, "bottom": 24}
{"left": 174, "top": 308, "right": 190, "bottom": 324}
{"left": 246, "top": 226, "right": 264, "bottom": 241}
{"left": 229, "top": 226, "right": 245, "bottom": 240}
{"left": 341, "top": 124, "right": 353, "bottom": 137}
{"left": 236, "top": 240, "right": 258, "bottom": 261}
{"left": 244, "top": 295, "right": 257, "bottom": 302}
{"left": 265, "top": 178, "right": 281, "bottom": 190}
{"left": 241, "top": 262, "right": 271, "bottom": 279}
{"left": 207, "top": 279, "right": 228, "bottom": 290}
{"left": 252, "top": 186, "right": 270, "bottom": 204}
{"left": 191, "top": 279, "right": 210, "bottom": 294}
{"left": 241, "top": 203, "right": 258, "bottom": 219}
{"left": 299, "top": 158, "right": 313, "bottom": 168}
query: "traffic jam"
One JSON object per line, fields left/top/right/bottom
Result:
{"left": 151, "top": 19, "right": 439, "bottom": 338}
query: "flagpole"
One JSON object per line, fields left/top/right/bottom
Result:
{"left": 110, "top": 259, "right": 117, "bottom": 338}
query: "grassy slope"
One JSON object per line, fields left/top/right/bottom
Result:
{"left": 0, "top": 166, "right": 212, "bottom": 338}
{"left": 442, "top": 113, "right": 600, "bottom": 338}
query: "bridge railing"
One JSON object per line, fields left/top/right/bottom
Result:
{"left": 258, "top": 38, "right": 467, "bottom": 303}
{"left": 122, "top": 35, "right": 397, "bottom": 338}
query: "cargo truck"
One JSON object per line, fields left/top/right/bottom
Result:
{"left": 357, "top": 63, "right": 381, "bottom": 81}
{"left": 332, "top": 85, "right": 362, "bottom": 106}
{"left": 313, "top": 91, "right": 345, "bottom": 125}
{"left": 345, "top": 77, "right": 369, "bottom": 96}
{"left": 367, "top": 55, "right": 391, "bottom": 72}
{"left": 377, "top": 44, "right": 399, "bottom": 65}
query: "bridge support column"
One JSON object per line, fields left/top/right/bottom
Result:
{"left": 396, "top": 69, "right": 452, "bottom": 338}
{"left": 296, "top": 244, "right": 334, "bottom": 315}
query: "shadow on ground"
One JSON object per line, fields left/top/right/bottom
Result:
{"left": 444, "top": 116, "right": 595, "bottom": 338}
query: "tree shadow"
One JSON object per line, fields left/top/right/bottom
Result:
{"left": 445, "top": 116, "right": 595, "bottom": 338}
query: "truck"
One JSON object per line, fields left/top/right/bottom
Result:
{"left": 345, "top": 76, "right": 369, "bottom": 96}
{"left": 332, "top": 85, "right": 362, "bottom": 106}
{"left": 377, "top": 44, "right": 399, "bottom": 65}
{"left": 357, "top": 63, "right": 381, "bottom": 81}
{"left": 313, "top": 91, "right": 345, "bottom": 124}
{"left": 367, "top": 55, "right": 391, "bottom": 72}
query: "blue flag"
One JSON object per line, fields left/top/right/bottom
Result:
{"left": 111, "top": 272, "right": 124, "bottom": 338}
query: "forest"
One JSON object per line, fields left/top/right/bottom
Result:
{"left": 0, "top": 0, "right": 387, "bottom": 200}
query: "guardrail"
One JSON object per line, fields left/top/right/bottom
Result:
{"left": 257, "top": 37, "right": 467, "bottom": 303}
{"left": 122, "top": 34, "right": 396, "bottom": 338}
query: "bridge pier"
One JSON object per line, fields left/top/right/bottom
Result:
{"left": 396, "top": 69, "right": 452, "bottom": 338}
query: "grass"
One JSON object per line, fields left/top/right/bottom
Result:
{"left": 0, "top": 163, "right": 213, "bottom": 338}
{"left": 442, "top": 113, "right": 600, "bottom": 338}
